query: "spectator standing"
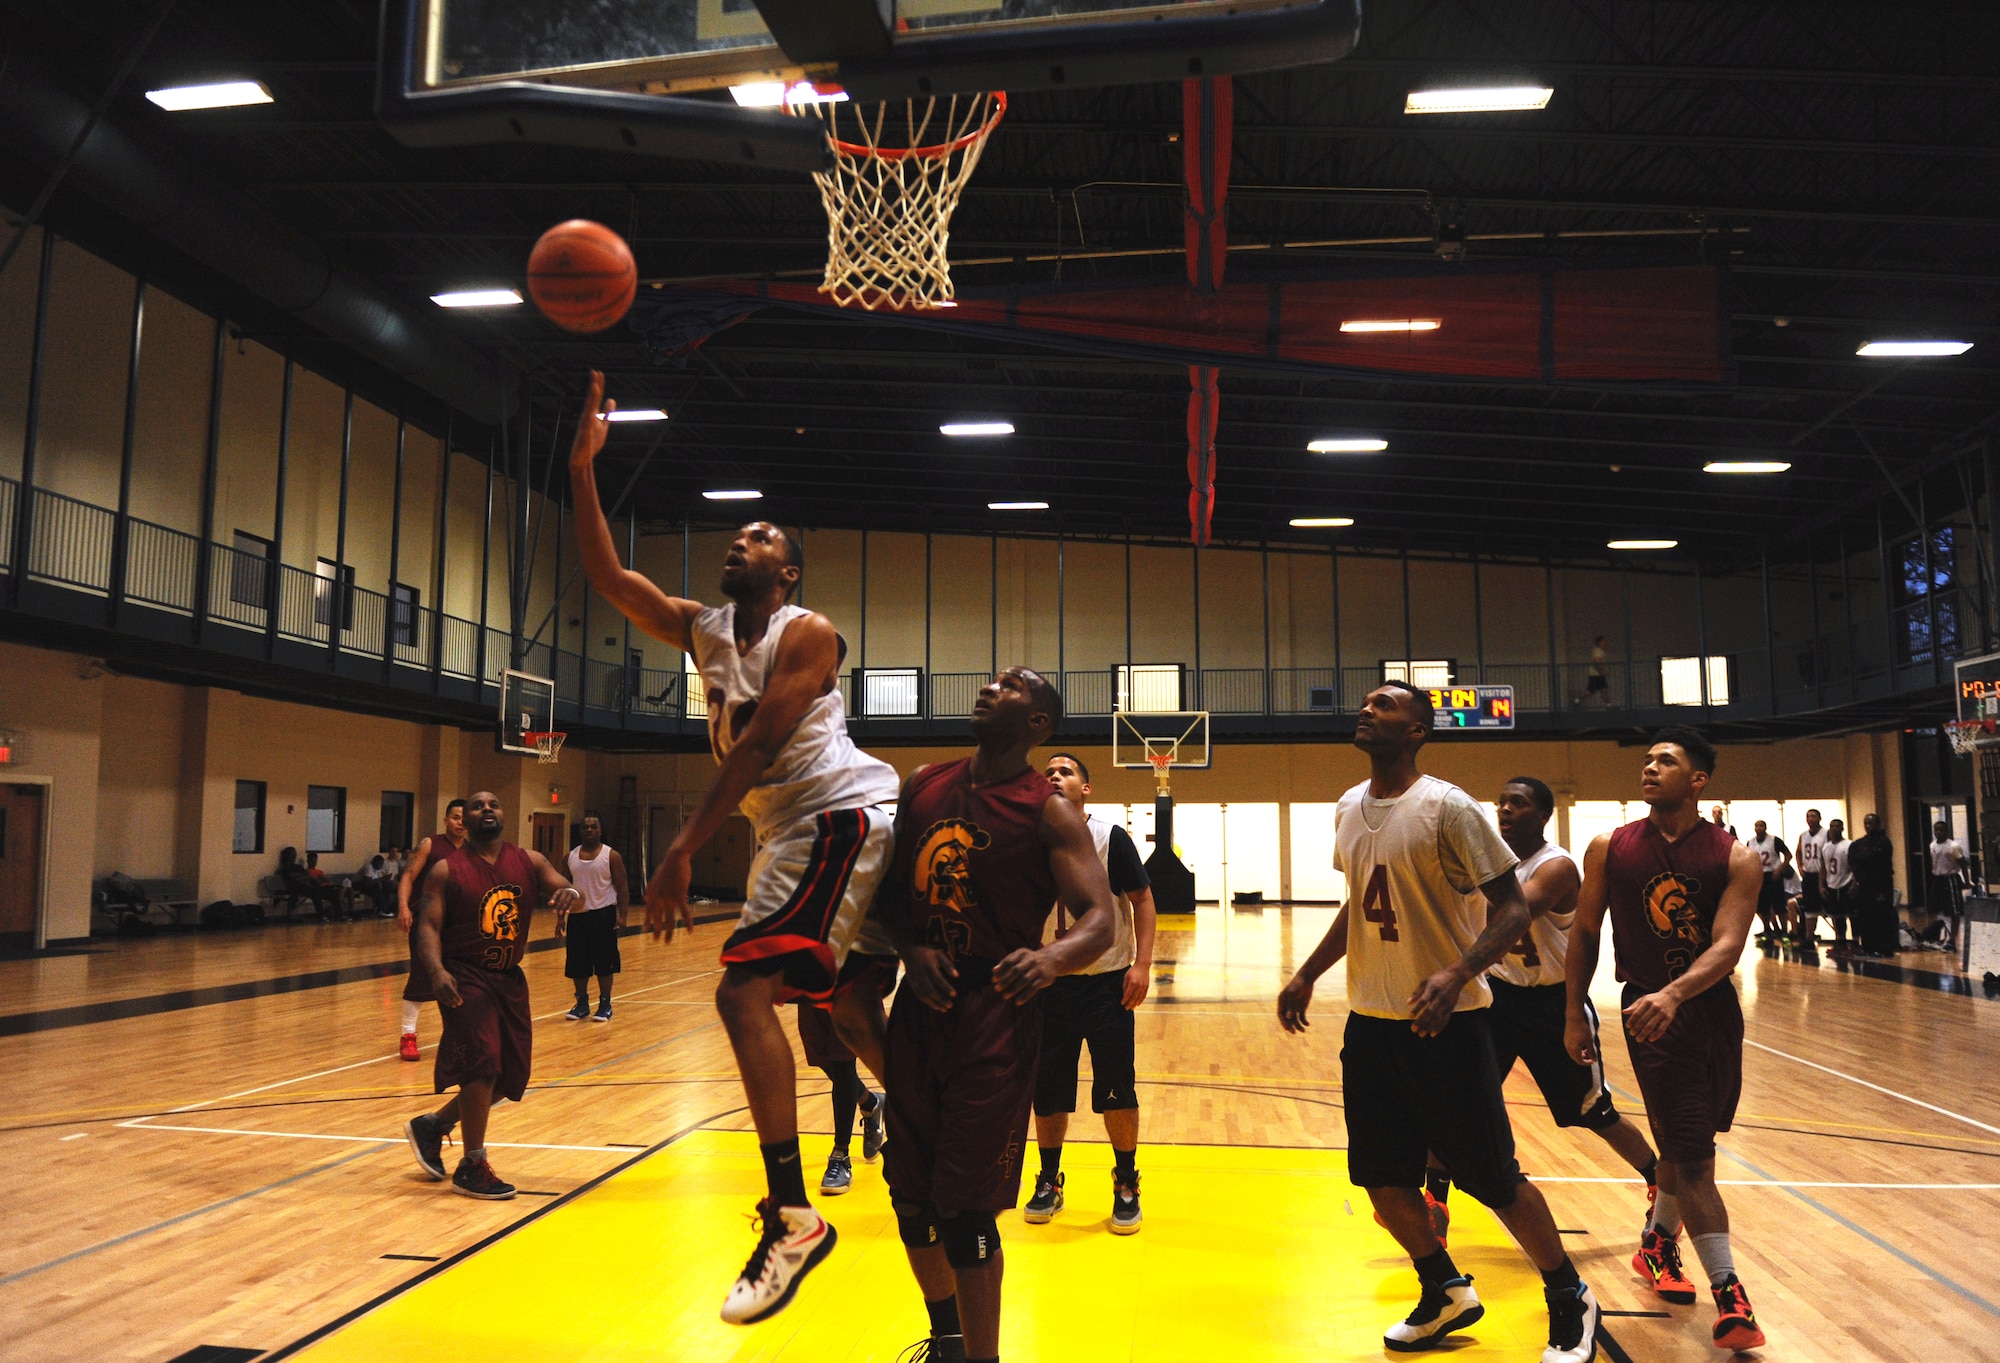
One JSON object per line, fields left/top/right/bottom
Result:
{"left": 1585, "top": 635, "right": 1612, "bottom": 706}
{"left": 1846, "top": 814, "right": 1898, "bottom": 958}
{"left": 1819, "top": 819, "right": 1854, "bottom": 955}
{"left": 1709, "top": 807, "right": 1737, "bottom": 838}
{"left": 1744, "top": 821, "right": 1790, "bottom": 944}
{"left": 1927, "top": 822, "right": 1969, "bottom": 949}
{"left": 563, "top": 815, "right": 629, "bottom": 1022}
{"left": 1792, "top": 810, "right": 1828, "bottom": 948}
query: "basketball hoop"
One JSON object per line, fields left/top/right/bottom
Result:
{"left": 524, "top": 731, "right": 567, "bottom": 765}
{"left": 1947, "top": 718, "right": 1996, "bottom": 757}
{"left": 1147, "top": 749, "right": 1177, "bottom": 795}
{"left": 788, "top": 89, "right": 1006, "bottom": 312}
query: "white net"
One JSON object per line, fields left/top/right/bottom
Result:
{"left": 791, "top": 92, "right": 1006, "bottom": 312}
{"left": 530, "top": 731, "right": 567, "bottom": 765}
{"left": 1947, "top": 721, "right": 1994, "bottom": 757}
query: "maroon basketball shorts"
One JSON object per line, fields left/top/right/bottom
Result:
{"left": 434, "top": 961, "right": 532, "bottom": 1103}
{"left": 1621, "top": 979, "right": 1744, "bottom": 1163}
{"left": 402, "top": 926, "right": 435, "bottom": 1003}
{"left": 883, "top": 967, "right": 1042, "bottom": 1214}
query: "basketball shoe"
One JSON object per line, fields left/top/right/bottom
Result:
{"left": 1542, "top": 1280, "right": 1601, "bottom": 1363}
{"left": 565, "top": 999, "right": 591, "bottom": 1021}
{"left": 1023, "top": 1170, "right": 1064, "bottom": 1223}
{"left": 1711, "top": 1277, "right": 1765, "bottom": 1351}
{"left": 860, "top": 1090, "right": 886, "bottom": 1162}
{"left": 720, "top": 1201, "right": 837, "bottom": 1325}
{"left": 820, "top": 1150, "right": 853, "bottom": 1195}
{"left": 404, "top": 1112, "right": 451, "bottom": 1180}
{"left": 1384, "top": 1275, "right": 1482, "bottom": 1351}
{"left": 592, "top": 1000, "right": 613, "bottom": 1022}
{"left": 398, "top": 1031, "right": 420, "bottom": 1061}
{"left": 1631, "top": 1228, "right": 1698, "bottom": 1304}
{"left": 1110, "top": 1171, "right": 1142, "bottom": 1234}
{"left": 452, "top": 1155, "right": 516, "bottom": 1200}
{"left": 897, "top": 1333, "right": 967, "bottom": 1363}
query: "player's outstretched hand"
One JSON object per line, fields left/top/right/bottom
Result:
{"left": 569, "top": 369, "right": 615, "bottom": 469}
{"left": 1277, "top": 971, "right": 1315, "bottom": 1033}
{"left": 902, "top": 945, "right": 959, "bottom": 1012}
{"left": 995, "top": 948, "right": 1059, "bottom": 1004}
{"left": 1563, "top": 1010, "right": 1597, "bottom": 1065}
{"left": 645, "top": 850, "right": 692, "bottom": 941}
{"left": 1622, "top": 988, "right": 1679, "bottom": 1043}
{"left": 1406, "top": 967, "right": 1466, "bottom": 1037}
{"left": 432, "top": 968, "right": 463, "bottom": 1009}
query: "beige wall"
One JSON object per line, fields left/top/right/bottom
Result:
{"left": 0, "top": 640, "right": 105, "bottom": 942}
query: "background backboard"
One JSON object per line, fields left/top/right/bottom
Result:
{"left": 1112, "top": 710, "right": 1212, "bottom": 771}
{"left": 498, "top": 669, "right": 557, "bottom": 754}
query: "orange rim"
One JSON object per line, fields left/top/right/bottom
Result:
{"left": 797, "top": 91, "right": 1008, "bottom": 162}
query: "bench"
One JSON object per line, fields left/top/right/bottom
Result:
{"left": 92, "top": 877, "right": 196, "bottom": 934}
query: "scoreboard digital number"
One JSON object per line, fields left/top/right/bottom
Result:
{"left": 1426, "top": 684, "right": 1515, "bottom": 730}
{"left": 1957, "top": 652, "right": 2000, "bottom": 721}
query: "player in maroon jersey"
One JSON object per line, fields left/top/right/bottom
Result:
{"left": 401, "top": 791, "right": 580, "bottom": 1200}
{"left": 869, "top": 667, "right": 1116, "bottom": 1363}
{"left": 393, "top": 797, "right": 467, "bottom": 1060}
{"left": 1565, "top": 726, "right": 1767, "bottom": 1351}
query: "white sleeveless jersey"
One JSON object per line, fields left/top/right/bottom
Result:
{"left": 1044, "top": 815, "right": 1138, "bottom": 974}
{"left": 1487, "top": 840, "right": 1579, "bottom": 988}
{"left": 689, "top": 603, "right": 899, "bottom": 840}
{"left": 566, "top": 845, "right": 619, "bottom": 912}
{"left": 1334, "top": 775, "right": 1518, "bottom": 1020}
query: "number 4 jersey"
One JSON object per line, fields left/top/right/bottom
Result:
{"left": 1333, "top": 774, "right": 1519, "bottom": 1021}
{"left": 1486, "top": 840, "right": 1580, "bottom": 989}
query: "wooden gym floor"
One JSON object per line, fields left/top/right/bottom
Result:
{"left": 4, "top": 907, "right": 1997, "bottom": 1362}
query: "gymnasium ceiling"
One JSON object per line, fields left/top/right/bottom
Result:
{"left": 3, "top": 0, "right": 1998, "bottom": 569}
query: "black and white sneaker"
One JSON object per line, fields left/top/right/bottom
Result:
{"left": 1384, "top": 1275, "right": 1483, "bottom": 1352}
{"left": 565, "top": 999, "right": 591, "bottom": 1021}
{"left": 592, "top": 1000, "right": 613, "bottom": 1022}
{"left": 451, "top": 1155, "right": 516, "bottom": 1200}
{"left": 1022, "top": 1171, "right": 1064, "bottom": 1224}
{"left": 896, "top": 1333, "right": 967, "bottom": 1363}
{"left": 1110, "top": 1171, "right": 1142, "bottom": 1234}
{"left": 1542, "top": 1280, "right": 1600, "bottom": 1363}
{"left": 820, "top": 1149, "right": 853, "bottom": 1195}
{"left": 719, "top": 1201, "right": 837, "bottom": 1324}
{"left": 860, "top": 1091, "right": 886, "bottom": 1162}
{"left": 403, "top": 1112, "right": 450, "bottom": 1181}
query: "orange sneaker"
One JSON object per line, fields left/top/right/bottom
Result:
{"left": 399, "top": 1031, "right": 419, "bottom": 1061}
{"left": 1631, "top": 1228, "right": 1698, "bottom": 1305}
{"left": 1371, "top": 1190, "right": 1450, "bottom": 1248}
{"left": 1711, "top": 1277, "right": 1765, "bottom": 1351}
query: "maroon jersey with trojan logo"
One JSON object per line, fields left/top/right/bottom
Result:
{"left": 890, "top": 758, "right": 1058, "bottom": 964}
{"left": 1603, "top": 817, "right": 1736, "bottom": 993}
{"left": 438, "top": 841, "right": 540, "bottom": 972}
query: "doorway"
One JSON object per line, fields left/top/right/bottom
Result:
{"left": 0, "top": 783, "right": 46, "bottom": 948}
{"left": 530, "top": 811, "right": 567, "bottom": 864}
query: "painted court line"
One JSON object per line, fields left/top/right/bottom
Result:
{"left": 1534, "top": 1176, "right": 2000, "bottom": 1190}
{"left": 1745, "top": 1038, "right": 2000, "bottom": 1137}
{"left": 123, "top": 1121, "right": 637, "bottom": 1153}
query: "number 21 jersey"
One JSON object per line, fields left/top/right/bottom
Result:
{"left": 1333, "top": 775, "right": 1518, "bottom": 1020}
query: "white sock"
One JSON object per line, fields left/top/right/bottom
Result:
{"left": 1691, "top": 1231, "right": 1735, "bottom": 1288}
{"left": 1650, "top": 1190, "right": 1683, "bottom": 1239}
{"left": 401, "top": 1000, "right": 421, "bottom": 1033}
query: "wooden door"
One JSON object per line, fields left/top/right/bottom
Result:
{"left": 530, "top": 812, "right": 567, "bottom": 864}
{"left": 0, "top": 784, "right": 45, "bottom": 943}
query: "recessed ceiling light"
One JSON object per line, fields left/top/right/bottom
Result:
{"left": 1405, "top": 85, "right": 1553, "bottom": 115}
{"left": 604, "top": 408, "right": 668, "bottom": 423}
{"left": 1856, "top": 339, "right": 1972, "bottom": 357}
{"left": 1308, "top": 438, "right": 1388, "bottom": 454}
{"left": 730, "top": 80, "right": 848, "bottom": 108}
{"left": 1608, "top": 539, "right": 1678, "bottom": 550}
{"left": 942, "top": 421, "right": 1015, "bottom": 437}
{"left": 145, "top": 80, "right": 273, "bottom": 112}
{"left": 431, "top": 288, "right": 523, "bottom": 308}
{"left": 1339, "top": 319, "right": 1442, "bottom": 333}
{"left": 703, "top": 489, "right": 762, "bottom": 501}
{"left": 1290, "top": 517, "right": 1355, "bottom": 528}
{"left": 1703, "top": 461, "right": 1790, "bottom": 474}
{"left": 988, "top": 501, "right": 1048, "bottom": 511}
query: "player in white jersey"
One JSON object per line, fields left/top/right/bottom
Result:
{"left": 1791, "top": 808, "right": 1828, "bottom": 948}
{"left": 561, "top": 815, "right": 629, "bottom": 1022}
{"left": 570, "top": 371, "right": 900, "bottom": 1326}
{"left": 1278, "top": 683, "right": 1600, "bottom": 1363}
{"left": 1425, "top": 779, "right": 1679, "bottom": 1300}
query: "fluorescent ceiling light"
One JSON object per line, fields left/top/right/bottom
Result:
{"left": 1308, "top": 437, "right": 1389, "bottom": 454}
{"left": 703, "top": 489, "right": 762, "bottom": 501}
{"left": 1856, "top": 339, "right": 1972, "bottom": 357}
{"left": 1340, "top": 319, "right": 1442, "bottom": 333}
{"left": 1290, "top": 517, "right": 1355, "bottom": 528}
{"left": 942, "top": 421, "right": 1015, "bottom": 437}
{"left": 1703, "top": 460, "right": 1790, "bottom": 474}
{"left": 145, "top": 80, "right": 273, "bottom": 112}
{"left": 430, "top": 288, "right": 522, "bottom": 308}
{"left": 988, "top": 501, "right": 1048, "bottom": 511}
{"left": 1406, "top": 85, "right": 1553, "bottom": 114}
{"left": 604, "top": 408, "right": 668, "bottom": 423}
{"left": 730, "top": 80, "right": 848, "bottom": 108}
{"left": 1608, "top": 539, "right": 1678, "bottom": 550}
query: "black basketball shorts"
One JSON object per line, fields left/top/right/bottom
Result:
{"left": 1033, "top": 968, "right": 1138, "bottom": 1116}
{"left": 1341, "top": 1009, "right": 1524, "bottom": 1209}
{"left": 1487, "top": 979, "right": 1620, "bottom": 1131}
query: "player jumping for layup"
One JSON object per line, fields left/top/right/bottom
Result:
{"left": 1279, "top": 683, "right": 1600, "bottom": 1363}
{"left": 571, "top": 371, "right": 901, "bottom": 1324}
{"left": 1566, "top": 727, "right": 1767, "bottom": 1351}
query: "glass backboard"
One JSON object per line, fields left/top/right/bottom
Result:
{"left": 498, "top": 668, "right": 557, "bottom": 755}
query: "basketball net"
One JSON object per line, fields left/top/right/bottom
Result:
{"left": 1147, "top": 748, "right": 1176, "bottom": 797}
{"left": 1947, "top": 718, "right": 1996, "bottom": 757}
{"left": 789, "top": 90, "right": 1006, "bottom": 311}
{"left": 526, "top": 731, "right": 567, "bottom": 765}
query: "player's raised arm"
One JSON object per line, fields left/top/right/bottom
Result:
{"left": 994, "top": 793, "right": 1117, "bottom": 1004}
{"left": 1564, "top": 834, "right": 1613, "bottom": 1063}
{"left": 644, "top": 611, "right": 842, "bottom": 937}
{"left": 569, "top": 368, "right": 703, "bottom": 653}
{"left": 1623, "top": 839, "right": 1761, "bottom": 1043}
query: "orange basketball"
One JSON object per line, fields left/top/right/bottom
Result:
{"left": 526, "top": 220, "right": 637, "bottom": 333}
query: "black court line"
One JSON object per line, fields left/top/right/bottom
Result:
{"left": 166, "top": 1347, "right": 264, "bottom": 1363}
{"left": 1601, "top": 1310, "right": 1672, "bottom": 1318}
{"left": 0, "top": 915, "right": 739, "bottom": 1037}
{"left": 258, "top": 1104, "right": 749, "bottom": 1361}
{"left": 378, "top": 1254, "right": 439, "bottom": 1263}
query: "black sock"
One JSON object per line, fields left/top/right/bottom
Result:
{"left": 925, "top": 1294, "right": 962, "bottom": 1336}
{"left": 1424, "top": 1168, "right": 1452, "bottom": 1204}
{"left": 1541, "top": 1256, "right": 1582, "bottom": 1292}
{"left": 1040, "top": 1145, "right": 1063, "bottom": 1177}
{"left": 598, "top": 976, "right": 613, "bottom": 1007}
{"left": 1639, "top": 1156, "right": 1659, "bottom": 1187}
{"left": 1113, "top": 1147, "right": 1137, "bottom": 1180}
{"left": 761, "top": 1136, "right": 809, "bottom": 1207}
{"left": 821, "top": 1061, "right": 860, "bottom": 1152}
{"left": 1413, "top": 1248, "right": 1460, "bottom": 1285}
{"left": 859, "top": 1087, "right": 880, "bottom": 1114}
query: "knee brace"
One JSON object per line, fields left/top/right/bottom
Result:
{"left": 894, "top": 1201, "right": 942, "bottom": 1250}
{"left": 941, "top": 1210, "right": 1000, "bottom": 1269}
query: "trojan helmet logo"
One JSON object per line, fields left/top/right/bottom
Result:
{"left": 1642, "top": 871, "right": 1704, "bottom": 944}
{"left": 480, "top": 884, "right": 522, "bottom": 952}
{"left": 916, "top": 818, "right": 991, "bottom": 914}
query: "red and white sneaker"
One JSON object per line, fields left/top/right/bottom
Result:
{"left": 1631, "top": 1228, "right": 1698, "bottom": 1305}
{"left": 719, "top": 1201, "right": 837, "bottom": 1325}
{"left": 398, "top": 1031, "right": 419, "bottom": 1061}
{"left": 1711, "top": 1277, "right": 1765, "bottom": 1351}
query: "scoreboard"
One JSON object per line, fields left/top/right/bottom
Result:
{"left": 1427, "top": 684, "right": 1515, "bottom": 730}
{"left": 1957, "top": 652, "right": 2000, "bottom": 721}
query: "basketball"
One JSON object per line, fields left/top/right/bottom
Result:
{"left": 526, "top": 220, "right": 637, "bottom": 333}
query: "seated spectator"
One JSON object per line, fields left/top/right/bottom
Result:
{"left": 278, "top": 846, "right": 342, "bottom": 920}
{"left": 358, "top": 855, "right": 397, "bottom": 916}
